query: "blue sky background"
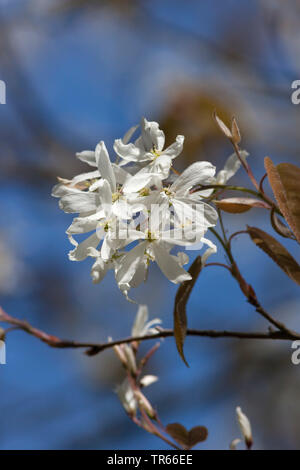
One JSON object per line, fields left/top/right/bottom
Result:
{"left": 0, "top": 0, "right": 300, "bottom": 450}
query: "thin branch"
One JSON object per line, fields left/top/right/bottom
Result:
{"left": 228, "top": 230, "right": 248, "bottom": 246}
{"left": 204, "top": 262, "right": 232, "bottom": 272}
{"left": 1, "top": 307, "right": 300, "bottom": 358}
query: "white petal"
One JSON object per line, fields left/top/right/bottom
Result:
{"left": 144, "top": 318, "right": 162, "bottom": 334}
{"left": 172, "top": 161, "right": 216, "bottom": 195}
{"left": 140, "top": 375, "right": 159, "bottom": 387}
{"left": 122, "top": 172, "right": 157, "bottom": 194}
{"left": 216, "top": 150, "right": 249, "bottom": 184}
{"left": 59, "top": 192, "right": 97, "bottom": 213}
{"left": 129, "top": 257, "right": 148, "bottom": 289}
{"left": 152, "top": 242, "right": 192, "bottom": 283}
{"left": 122, "top": 124, "right": 139, "bottom": 144}
{"left": 67, "top": 211, "right": 105, "bottom": 234}
{"left": 131, "top": 304, "right": 148, "bottom": 337}
{"left": 91, "top": 256, "right": 110, "bottom": 283}
{"left": 162, "top": 135, "right": 184, "bottom": 158}
{"left": 188, "top": 188, "right": 214, "bottom": 200}
{"left": 200, "top": 238, "right": 217, "bottom": 265}
{"left": 172, "top": 197, "right": 218, "bottom": 230}
{"left": 71, "top": 170, "right": 100, "bottom": 186}
{"left": 76, "top": 150, "right": 97, "bottom": 167}
{"left": 52, "top": 183, "right": 82, "bottom": 198}
{"left": 101, "top": 235, "right": 114, "bottom": 261}
{"left": 116, "top": 228, "right": 145, "bottom": 249}
{"left": 148, "top": 200, "right": 170, "bottom": 233}
{"left": 95, "top": 141, "right": 116, "bottom": 192}
{"left": 141, "top": 117, "right": 165, "bottom": 151}
{"left": 111, "top": 198, "right": 127, "bottom": 219}
{"left": 113, "top": 139, "right": 149, "bottom": 162}
{"left": 148, "top": 154, "right": 172, "bottom": 179}
{"left": 68, "top": 232, "right": 101, "bottom": 261}
{"left": 112, "top": 163, "right": 131, "bottom": 185}
{"left": 116, "top": 241, "right": 147, "bottom": 287}
{"left": 160, "top": 228, "right": 202, "bottom": 246}
{"left": 98, "top": 179, "right": 112, "bottom": 217}
{"left": 88, "top": 179, "right": 103, "bottom": 192}
{"left": 175, "top": 251, "right": 189, "bottom": 266}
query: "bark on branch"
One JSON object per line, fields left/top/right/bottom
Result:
{"left": 0, "top": 307, "right": 299, "bottom": 357}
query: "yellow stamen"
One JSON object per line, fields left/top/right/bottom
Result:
{"left": 112, "top": 192, "right": 120, "bottom": 202}
{"left": 139, "top": 187, "right": 150, "bottom": 197}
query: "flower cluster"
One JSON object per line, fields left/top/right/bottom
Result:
{"left": 52, "top": 117, "right": 246, "bottom": 300}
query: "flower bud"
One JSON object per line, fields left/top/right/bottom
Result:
{"left": 229, "top": 438, "right": 241, "bottom": 450}
{"left": 113, "top": 345, "right": 127, "bottom": 367}
{"left": 134, "top": 391, "right": 156, "bottom": 419}
{"left": 236, "top": 406, "right": 253, "bottom": 449}
{"left": 140, "top": 375, "right": 158, "bottom": 388}
{"left": 123, "top": 344, "right": 137, "bottom": 375}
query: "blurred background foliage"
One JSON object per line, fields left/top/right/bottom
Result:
{"left": 0, "top": 0, "right": 300, "bottom": 449}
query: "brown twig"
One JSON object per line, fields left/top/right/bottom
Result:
{"left": 1, "top": 307, "right": 300, "bottom": 358}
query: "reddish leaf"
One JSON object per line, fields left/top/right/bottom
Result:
{"left": 247, "top": 226, "right": 300, "bottom": 285}
{"left": 270, "top": 209, "right": 295, "bottom": 239}
{"left": 174, "top": 256, "right": 202, "bottom": 366}
{"left": 265, "top": 158, "right": 300, "bottom": 243}
{"left": 231, "top": 117, "right": 241, "bottom": 144}
{"left": 215, "top": 197, "right": 270, "bottom": 214}
{"left": 166, "top": 423, "right": 208, "bottom": 449}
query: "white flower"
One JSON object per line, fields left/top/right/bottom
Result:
{"left": 131, "top": 305, "right": 162, "bottom": 337}
{"left": 114, "top": 117, "right": 184, "bottom": 179}
{"left": 52, "top": 117, "right": 220, "bottom": 299}
{"left": 115, "top": 207, "right": 193, "bottom": 294}
{"left": 236, "top": 406, "right": 253, "bottom": 449}
{"left": 157, "top": 161, "right": 218, "bottom": 232}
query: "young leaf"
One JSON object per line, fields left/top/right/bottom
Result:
{"left": 173, "top": 256, "right": 202, "bottom": 366}
{"left": 188, "top": 426, "right": 208, "bottom": 447}
{"left": 166, "top": 423, "right": 188, "bottom": 447}
{"left": 247, "top": 226, "right": 300, "bottom": 285}
{"left": 213, "top": 112, "right": 232, "bottom": 139}
{"left": 215, "top": 197, "right": 270, "bottom": 214}
{"left": 166, "top": 423, "right": 208, "bottom": 449}
{"left": 265, "top": 157, "right": 300, "bottom": 243}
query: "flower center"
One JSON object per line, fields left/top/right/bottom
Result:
{"left": 145, "top": 230, "right": 157, "bottom": 242}
{"left": 150, "top": 147, "right": 161, "bottom": 160}
{"left": 139, "top": 187, "right": 150, "bottom": 197}
{"left": 163, "top": 187, "right": 173, "bottom": 197}
{"left": 112, "top": 192, "right": 121, "bottom": 203}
